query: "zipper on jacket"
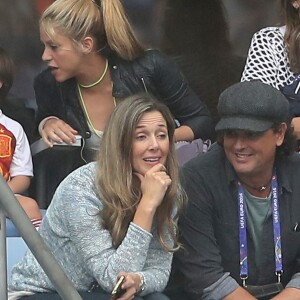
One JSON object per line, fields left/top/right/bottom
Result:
{"left": 141, "top": 77, "right": 148, "bottom": 93}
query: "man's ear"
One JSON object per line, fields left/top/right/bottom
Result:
{"left": 276, "top": 122, "right": 287, "bottom": 146}
{"left": 0, "top": 81, "right": 3, "bottom": 89}
{"left": 81, "top": 36, "right": 94, "bottom": 54}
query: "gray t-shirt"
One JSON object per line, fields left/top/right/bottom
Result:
{"left": 245, "top": 190, "right": 272, "bottom": 266}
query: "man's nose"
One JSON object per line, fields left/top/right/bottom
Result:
{"left": 233, "top": 136, "right": 246, "bottom": 149}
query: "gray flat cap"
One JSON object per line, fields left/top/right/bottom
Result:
{"left": 215, "top": 80, "right": 289, "bottom": 132}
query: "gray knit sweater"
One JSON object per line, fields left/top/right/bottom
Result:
{"left": 9, "top": 162, "right": 173, "bottom": 295}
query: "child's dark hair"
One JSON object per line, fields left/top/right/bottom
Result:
{"left": 0, "top": 47, "right": 14, "bottom": 101}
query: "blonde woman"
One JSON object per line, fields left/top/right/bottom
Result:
{"left": 35, "top": 0, "right": 213, "bottom": 156}
{"left": 9, "top": 94, "right": 186, "bottom": 300}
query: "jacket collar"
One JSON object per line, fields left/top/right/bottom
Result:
{"left": 275, "top": 155, "right": 292, "bottom": 194}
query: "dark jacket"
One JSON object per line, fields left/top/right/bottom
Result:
{"left": 34, "top": 49, "right": 214, "bottom": 142}
{"left": 168, "top": 145, "right": 300, "bottom": 300}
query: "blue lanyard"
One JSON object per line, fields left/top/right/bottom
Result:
{"left": 238, "top": 172, "right": 283, "bottom": 286}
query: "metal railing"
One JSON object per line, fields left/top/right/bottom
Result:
{"left": 0, "top": 175, "right": 82, "bottom": 300}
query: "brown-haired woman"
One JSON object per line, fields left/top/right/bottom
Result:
{"left": 9, "top": 94, "right": 186, "bottom": 300}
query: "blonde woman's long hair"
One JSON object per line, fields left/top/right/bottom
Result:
{"left": 281, "top": 0, "right": 300, "bottom": 73}
{"left": 40, "top": 0, "right": 144, "bottom": 60}
{"left": 96, "top": 94, "right": 186, "bottom": 251}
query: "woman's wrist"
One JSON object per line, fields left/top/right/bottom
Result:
{"left": 137, "top": 274, "right": 145, "bottom": 294}
{"left": 38, "top": 116, "right": 59, "bottom": 136}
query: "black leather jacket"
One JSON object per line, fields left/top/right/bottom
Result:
{"left": 34, "top": 49, "right": 214, "bottom": 141}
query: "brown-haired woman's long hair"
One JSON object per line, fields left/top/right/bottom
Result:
{"left": 96, "top": 94, "right": 186, "bottom": 251}
{"left": 40, "top": 0, "right": 144, "bottom": 60}
{"left": 281, "top": 0, "right": 300, "bottom": 72}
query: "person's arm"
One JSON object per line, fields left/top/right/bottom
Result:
{"left": 34, "top": 70, "right": 61, "bottom": 137}
{"left": 133, "top": 163, "right": 171, "bottom": 232}
{"left": 270, "top": 272, "right": 300, "bottom": 299}
{"left": 176, "top": 163, "right": 241, "bottom": 300}
{"left": 39, "top": 117, "right": 78, "bottom": 146}
{"left": 38, "top": 116, "right": 59, "bottom": 136}
{"left": 174, "top": 125, "right": 195, "bottom": 142}
{"left": 128, "top": 163, "right": 174, "bottom": 295}
{"left": 150, "top": 50, "right": 214, "bottom": 141}
{"left": 241, "top": 28, "right": 282, "bottom": 89}
{"left": 271, "top": 287, "right": 300, "bottom": 299}
{"left": 8, "top": 121, "right": 33, "bottom": 194}
{"left": 223, "top": 286, "right": 256, "bottom": 300}
{"left": 34, "top": 70, "right": 78, "bottom": 145}
{"left": 201, "top": 273, "right": 254, "bottom": 300}
{"left": 291, "top": 117, "right": 300, "bottom": 140}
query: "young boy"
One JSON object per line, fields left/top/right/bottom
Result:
{"left": 0, "top": 47, "right": 42, "bottom": 228}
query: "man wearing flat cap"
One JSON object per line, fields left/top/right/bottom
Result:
{"left": 168, "top": 81, "right": 300, "bottom": 299}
